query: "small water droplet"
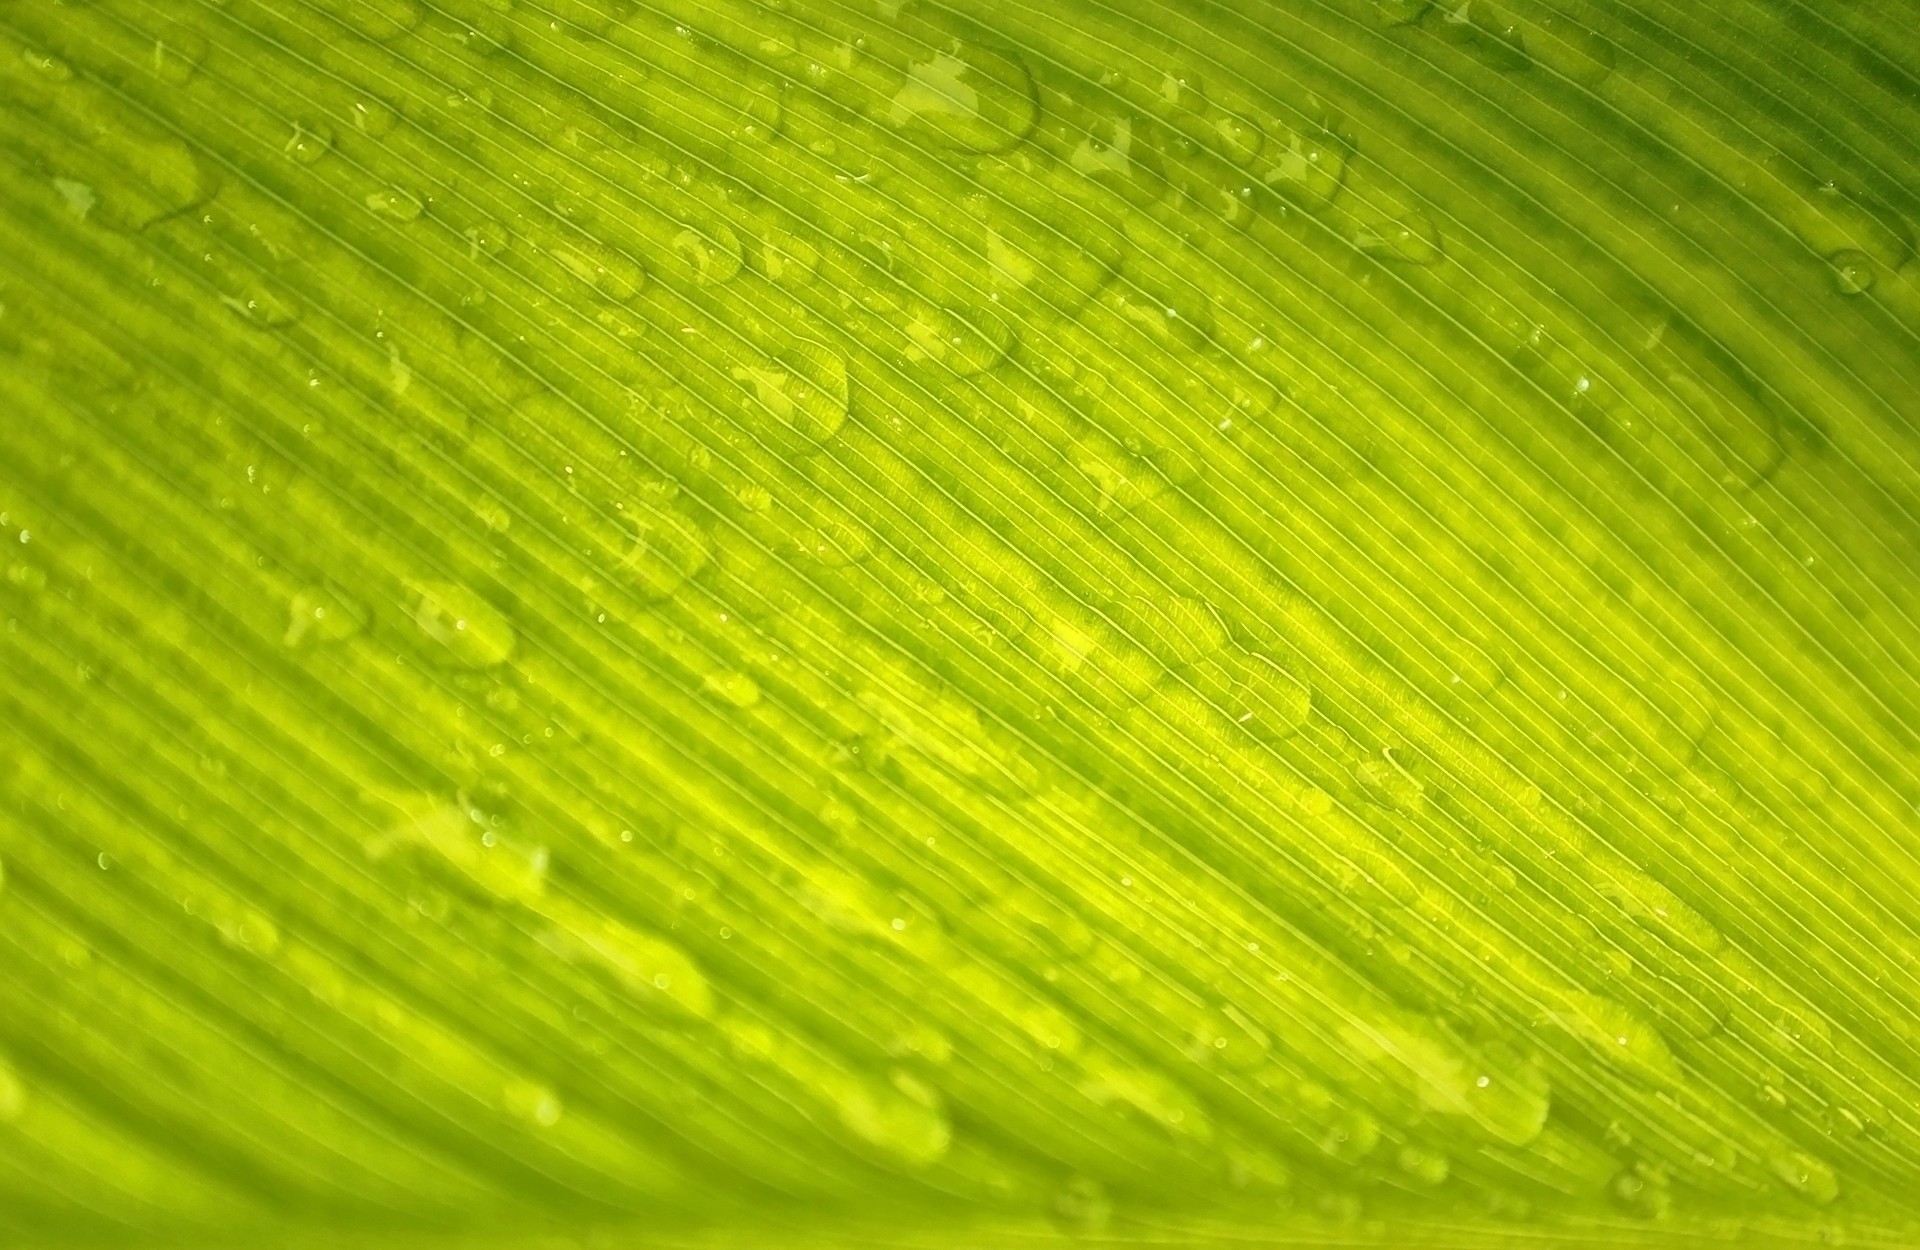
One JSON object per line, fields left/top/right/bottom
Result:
{"left": 1610, "top": 1164, "right": 1673, "bottom": 1219}
{"left": 149, "top": 32, "right": 207, "bottom": 85}
{"left": 285, "top": 585, "right": 366, "bottom": 647}
{"left": 1051, "top": 1175, "right": 1113, "bottom": 1233}
{"left": 1397, "top": 1143, "right": 1449, "bottom": 1185}
{"left": 364, "top": 186, "right": 423, "bottom": 222}
{"left": 413, "top": 581, "right": 515, "bottom": 667}
{"left": 1771, "top": 1149, "right": 1840, "bottom": 1206}
{"left": 703, "top": 670, "right": 761, "bottom": 708}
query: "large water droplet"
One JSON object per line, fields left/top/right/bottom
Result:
{"left": 1550, "top": 993, "right": 1680, "bottom": 1086}
{"left": 553, "top": 910, "right": 716, "bottom": 1019}
{"left": 672, "top": 222, "right": 744, "bottom": 285}
{"left": 752, "top": 225, "right": 820, "bottom": 285}
{"left": 888, "top": 43, "right": 1036, "bottom": 153}
{"left": 734, "top": 338, "right": 850, "bottom": 444}
{"left": 0, "top": 1062, "right": 24, "bottom": 1122}
{"left": 836, "top": 1080, "right": 952, "bottom": 1165}
{"left": 502, "top": 1078, "right": 564, "bottom": 1128}
{"left": 1051, "top": 1175, "right": 1114, "bottom": 1233}
{"left": 380, "top": 797, "right": 548, "bottom": 902}
{"left": 1260, "top": 126, "right": 1350, "bottom": 209}
{"left": 900, "top": 302, "right": 1011, "bottom": 375}
{"left": 1189, "top": 649, "right": 1313, "bottom": 741}
{"left": 552, "top": 238, "right": 644, "bottom": 301}
{"left": 1373, "top": 0, "right": 1430, "bottom": 26}
{"left": 626, "top": 491, "right": 711, "bottom": 601}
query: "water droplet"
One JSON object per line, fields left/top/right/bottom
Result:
{"left": 1397, "top": 1143, "right": 1449, "bottom": 1185}
{"left": 1830, "top": 249, "right": 1874, "bottom": 294}
{"left": 734, "top": 338, "right": 850, "bottom": 443}
{"left": 1121, "top": 593, "right": 1227, "bottom": 666}
{"left": 703, "top": 669, "right": 761, "bottom": 708}
{"left": 1260, "top": 131, "right": 1348, "bottom": 217}
{"left": 19, "top": 47, "right": 73, "bottom": 83}
{"left": 464, "top": 219, "right": 510, "bottom": 260}
{"left": 1156, "top": 68, "right": 1206, "bottom": 114}
{"left": 502, "top": 1078, "right": 563, "bottom": 1128}
{"left": 1190, "top": 649, "right": 1312, "bottom": 742}
{"left": 51, "top": 178, "right": 95, "bottom": 220}
{"left": 1051, "top": 1175, "right": 1113, "bottom": 1233}
{"left": 1786, "top": 183, "right": 1912, "bottom": 271}
{"left": 413, "top": 581, "right": 516, "bottom": 667}
{"left": 350, "top": 97, "right": 399, "bottom": 138}
{"left": 364, "top": 186, "right": 423, "bottom": 223}
{"left": 626, "top": 492, "right": 710, "bottom": 601}
{"left": 1352, "top": 208, "right": 1442, "bottom": 263}
{"left": 1597, "top": 872, "right": 1722, "bottom": 954}
{"left": 1079, "top": 1056, "right": 1213, "bottom": 1142}
{"left": 284, "top": 121, "right": 334, "bottom": 166}
{"left": 219, "top": 286, "right": 300, "bottom": 329}
{"left": 1770, "top": 1149, "right": 1840, "bottom": 1206}
{"left": 1610, "top": 1164, "right": 1673, "bottom": 1219}
{"left": 885, "top": 1021, "right": 953, "bottom": 1066}
{"left": 1355, "top": 748, "right": 1426, "bottom": 810}
{"left": 887, "top": 45, "right": 1036, "bottom": 153}
{"left": 379, "top": 796, "right": 547, "bottom": 902}
{"left": 1072, "top": 431, "right": 1170, "bottom": 513}
{"left": 900, "top": 302, "right": 1011, "bottom": 375}
{"left": 836, "top": 1080, "right": 951, "bottom": 1164}
{"left": 285, "top": 584, "right": 366, "bottom": 647}
{"left": 1438, "top": 1, "right": 1531, "bottom": 70}
{"left": 1549, "top": 993, "right": 1680, "bottom": 1086}
{"left": 1644, "top": 315, "right": 1784, "bottom": 487}
{"left": 672, "top": 222, "right": 743, "bottom": 284}
{"left": 551, "top": 910, "right": 715, "bottom": 1019}
{"left": 319, "top": 0, "right": 421, "bottom": 40}
{"left": 753, "top": 225, "right": 819, "bottom": 285}
{"left": 1212, "top": 112, "right": 1264, "bottom": 166}
{"left": 1397, "top": 1028, "right": 1551, "bottom": 1145}
{"left": 1314, "top": 1107, "right": 1380, "bottom": 1163}
{"left": 551, "top": 238, "right": 643, "bottom": 300}
{"left": 1373, "top": 0, "right": 1430, "bottom": 25}
{"left": 1188, "top": 1004, "right": 1270, "bottom": 1071}
{"left": 148, "top": 31, "right": 207, "bottom": 85}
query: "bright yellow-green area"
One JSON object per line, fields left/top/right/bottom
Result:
{"left": 3, "top": 0, "right": 1920, "bottom": 1245}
